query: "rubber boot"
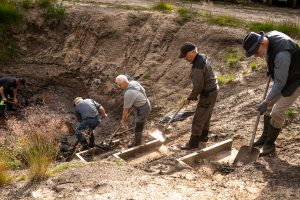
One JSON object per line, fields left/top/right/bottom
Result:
{"left": 89, "top": 131, "right": 95, "bottom": 148}
{"left": 260, "top": 124, "right": 281, "bottom": 156}
{"left": 199, "top": 130, "right": 209, "bottom": 142}
{"left": 180, "top": 135, "right": 200, "bottom": 150}
{"left": 253, "top": 115, "right": 271, "bottom": 147}
{"left": 127, "top": 132, "right": 142, "bottom": 148}
{"left": 80, "top": 140, "right": 89, "bottom": 151}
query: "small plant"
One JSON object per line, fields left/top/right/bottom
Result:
{"left": 285, "top": 108, "right": 297, "bottom": 118}
{"left": 152, "top": 2, "right": 173, "bottom": 12}
{"left": 225, "top": 49, "right": 241, "bottom": 69}
{"left": 44, "top": 3, "right": 65, "bottom": 22}
{"left": 19, "top": 131, "right": 59, "bottom": 182}
{"left": 249, "top": 62, "right": 257, "bottom": 70}
{"left": 115, "top": 159, "right": 124, "bottom": 166}
{"left": 217, "top": 74, "right": 234, "bottom": 87}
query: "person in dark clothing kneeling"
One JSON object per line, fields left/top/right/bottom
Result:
{"left": 242, "top": 31, "right": 300, "bottom": 155}
{"left": 0, "top": 76, "right": 25, "bottom": 118}
{"left": 178, "top": 42, "right": 219, "bottom": 150}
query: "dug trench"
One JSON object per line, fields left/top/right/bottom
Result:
{"left": 0, "top": 4, "right": 300, "bottom": 199}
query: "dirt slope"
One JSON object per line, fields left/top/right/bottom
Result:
{"left": 0, "top": 1, "right": 299, "bottom": 200}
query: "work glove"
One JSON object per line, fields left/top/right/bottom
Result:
{"left": 257, "top": 101, "right": 268, "bottom": 115}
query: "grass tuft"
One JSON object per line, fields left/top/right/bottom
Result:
{"left": 19, "top": 131, "right": 59, "bottom": 182}
{"left": 217, "top": 74, "right": 234, "bottom": 87}
{"left": 285, "top": 108, "right": 297, "bottom": 118}
{"left": 152, "top": 2, "right": 173, "bottom": 12}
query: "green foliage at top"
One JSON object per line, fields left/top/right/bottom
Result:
{"left": 208, "top": 15, "right": 244, "bottom": 28}
{"left": 248, "top": 21, "right": 300, "bottom": 39}
{"left": 0, "top": 0, "right": 22, "bottom": 25}
{"left": 177, "top": 7, "right": 196, "bottom": 23}
{"left": 152, "top": 2, "right": 173, "bottom": 12}
{"left": 44, "top": 3, "right": 65, "bottom": 22}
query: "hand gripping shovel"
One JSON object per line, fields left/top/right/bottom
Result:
{"left": 150, "top": 100, "right": 186, "bottom": 142}
{"left": 233, "top": 77, "right": 271, "bottom": 165}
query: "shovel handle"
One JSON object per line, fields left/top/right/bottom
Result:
{"left": 108, "top": 108, "right": 133, "bottom": 144}
{"left": 162, "top": 100, "right": 185, "bottom": 133}
{"left": 249, "top": 77, "right": 271, "bottom": 149}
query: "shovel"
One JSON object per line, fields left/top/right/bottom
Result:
{"left": 233, "top": 77, "right": 271, "bottom": 165}
{"left": 99, "top": 109, "right": 133, "bottom": 149}
{"left": 150, "top": 100, "right": 186, "bottom": 142}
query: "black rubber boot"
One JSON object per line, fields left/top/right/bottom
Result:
{"left": 180, "top": 135, "right": 200, "bottom": 150}
{"left": 89, "top": 132, "right": 95, "bottom": 148}
{"left": 199, "top": 130, "right": 209, "bottom": 142}
{"left": 127, "top": 132, "right": 142, "bottom": 148}
{"left": 80, "top": 140, "right": 89, "bottom": 151}
{"left": 253, "top": 115, "right": 271, "bottom": 147}
{"left": 260, "top": 124, "right": 281, "bottom": 156}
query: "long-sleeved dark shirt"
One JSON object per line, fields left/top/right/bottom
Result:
{"left": 188, "top": 54, "right": 218, "bottom": 100}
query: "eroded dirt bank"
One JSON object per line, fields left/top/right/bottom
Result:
{"left": 0, "top": 2, "right": 299, "bottom": 200}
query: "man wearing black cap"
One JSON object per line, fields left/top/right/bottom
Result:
{"left": 242, "top": 31, "right": 300, "bottom": 155}
{"left": 0, "top": 76, "right": 26, "bottom": 117}
{"left": 179, "top": 42, "right": 218, "bottom": 150}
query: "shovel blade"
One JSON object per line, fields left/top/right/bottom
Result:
{"left": 233, "top": 145, "right": 260, "bottom": 165}
{"left": 149, "top": 129, "right": 166, "bottom": 142}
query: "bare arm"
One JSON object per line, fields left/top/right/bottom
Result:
{"left": 99, "top": 105, "right": 107, "bottom": 118}
{"left": 12, "top": 88, "right": 17, "bottom": 104}
{"left": 121, "top": 108, "right": 130, "bottom": 123}
{"left": 0, "top": 87, "right": 7, "bottom": 102}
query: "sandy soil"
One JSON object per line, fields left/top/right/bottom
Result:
{"left": 0, "top": 1, "right": 299, "bottom": 199}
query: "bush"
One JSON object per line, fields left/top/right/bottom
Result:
{"left": 0, "top": 0, "right": 22, "bottom": 25}
{"left": 152, "top": 2, "right": 173, "bottom": 12}
{"left": 19, "top": 131, "right": 59, "bottom": 182}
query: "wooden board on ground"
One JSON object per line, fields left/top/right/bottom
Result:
{"left": 177, "top": 139, "right": 237, "bottom": 167}
{"left": 113, "top": 139, "right": 170, "bottom": 164}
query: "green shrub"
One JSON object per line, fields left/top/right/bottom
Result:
{"left": 44, "top": 3, "right": 65, "bottom": 22}
{"left": 20, "top": 131, "right": 59, "bottom": 182}
{"left": 0, "top": 1, "right": 22, "bottom": 25}
{"left": 152, "top": 2, "right": 173, "bottom": 12}
{"left": 217, "top": 74, "right": 234, "bottom": 87}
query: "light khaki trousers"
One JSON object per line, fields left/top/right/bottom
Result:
{"left": 266, "top": 87, "right": 300, "bottom": 128}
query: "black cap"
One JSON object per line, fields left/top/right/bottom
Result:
{"left": 179, "top": 42, "right": 196, "bottom": 58}
{"left": 242, "top": 31, "right": 265, "bottom": 58}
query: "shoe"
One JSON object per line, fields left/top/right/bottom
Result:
{"left": 128, "top": 132, "right": 142, "bottom": 148}
{"left": 180, "top": 135, "right": 200, "bottom": 150}
{"left": 260, "top": 123, "right": 280, "bottom": 156}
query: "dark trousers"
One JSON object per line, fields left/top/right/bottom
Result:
{"left": 75, "top": 116, "right": 100, "bottom": 143}
{"left": 191, "top": 89, "right": 218, "bottom": 137}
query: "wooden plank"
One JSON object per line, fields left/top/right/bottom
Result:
{"left": 177, "top": 139, "right": 233, "bottom": 166}
{"left": 113, "top": 139, "right": 163, "bottom": 161}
